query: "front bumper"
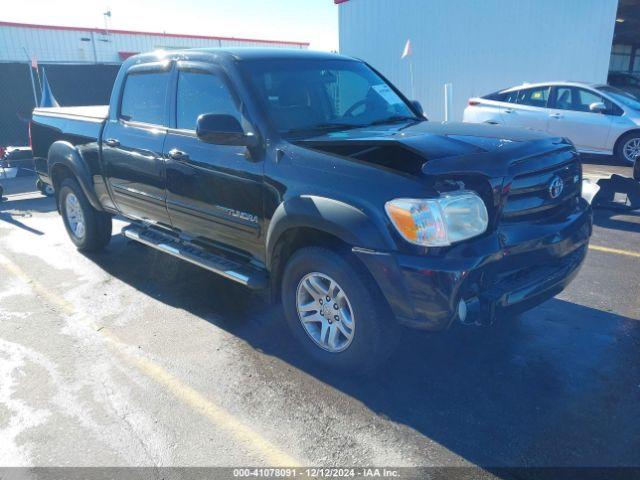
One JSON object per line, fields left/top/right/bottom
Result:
{"left": 354, "top": 198, "right": 593, "bottom": 330}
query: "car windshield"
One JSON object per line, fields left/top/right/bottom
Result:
{"left": 597, "top": 85, "right": 640, "bottom": 111}
{"left": 240, "top": 58, "right": 419, "bottom": 136}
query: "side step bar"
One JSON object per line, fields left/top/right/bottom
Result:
{"left": 122, "top": 225, "right": 268, "bottom": 290}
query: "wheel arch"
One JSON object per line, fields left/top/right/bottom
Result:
{"left": 265, "top": 195, "right": 395, "bottom": 297}
{"left": 613, "top": 128, "right": 640, "bottom": 160}
{"left": 48, "top": 141, "right": 103, "bottom": 211}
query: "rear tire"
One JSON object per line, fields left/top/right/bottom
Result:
{"left": 615, "top": 132, "right": 640, "bottom": 166}
{"left": 281, "top": 246, "right": 399, "bottom": 374}
{"left": 58, "top": 177, "right": 112, "bottom": 252}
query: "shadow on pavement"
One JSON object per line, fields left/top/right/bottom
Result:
{"left": 82, "top": 233, "right": 640, "bottom": 469}
{"left": 593, "top": 208, "right": 640, "bottom": 235}
{"left": 0, "top": 193, "right": 57, "bottom": 235}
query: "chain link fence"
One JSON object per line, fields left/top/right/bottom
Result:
{"left": 0, "top": 62, "right": 119, "bottom": 147}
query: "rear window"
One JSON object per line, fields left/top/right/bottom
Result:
{"left": 120, "top": 71, "right": 171, "bottom": 125}
{"left": 483, "top": 89, "right": 518, "bottom": 103}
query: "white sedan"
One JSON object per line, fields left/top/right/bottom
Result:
{"left": 463, "top": 81, "right": 640, "bottom": 165}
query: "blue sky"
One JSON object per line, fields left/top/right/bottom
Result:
{"left": 3, "top": 0, "right": 339, "bottom": 51}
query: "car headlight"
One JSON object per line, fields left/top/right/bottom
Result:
{"left": 385, "top": 191, "right": 489, "bottom": 247}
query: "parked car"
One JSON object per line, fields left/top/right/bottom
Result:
{"left": 31, "top": 49, "right": 592, "bottom": 372}
{"left": 464, "top": 81, "right": 640, "bottom": 165}
{"left": 608, "top": 71, "right": 640, "bottom": 98}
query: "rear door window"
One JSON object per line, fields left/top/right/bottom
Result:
{"left": 120, "top": 71, "right": 171, "bottom": 125}
{"left": 515, "top": 86, "right": 550, "bottom": 108}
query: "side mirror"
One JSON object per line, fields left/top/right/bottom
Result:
{"left": 411, "top": 100, "right": 426, "bottom": 118}
{"left": 589, "top": 102, "right": 607, "bottom": 114}
{"left": 196, "top": 114, "right": 259, "bottom": 147}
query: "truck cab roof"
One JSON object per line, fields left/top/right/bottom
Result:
{"left": 128, "top": 47, "right": 355, "bottom": 65}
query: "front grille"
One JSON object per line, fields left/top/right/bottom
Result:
{"left": 502, "top": 153, "right": 581, "bottom": 222}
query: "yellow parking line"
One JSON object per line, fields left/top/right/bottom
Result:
{"left": 0, "top": 253, "right": 299, "bottom": 467}
{"left": 589, "top": 244, "right": 640, "bottom": 259}
{"left": 0, "top": 253, "right": 76, "bottom": 315}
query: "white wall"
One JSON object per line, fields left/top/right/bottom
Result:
{"left": 0, "top": 22, "right": 307, "bottom": 65}
{"left": 339, "top": 0, "right": 618, "bottom": 121}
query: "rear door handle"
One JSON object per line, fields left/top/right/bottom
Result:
{"left": 550, "top": 113, "right": 563, "bottom": 119}
{"left": 168, "top": 149, "right": 189, "bottom": 161}
{"left": 104, "top": 138, "right": 120, "bottom": 147}
{"left": 504, "top": 108, "right": 514, "bottom": 114}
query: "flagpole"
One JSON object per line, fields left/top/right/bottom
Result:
{"left": 23, "top": 48, "right": 38, "bottom": 107}
{"left": 409, "top": 59, "right": 415, "bottom": 99}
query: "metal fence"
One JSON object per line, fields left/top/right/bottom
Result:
{"left": 0, "top": 63, "right": 119, "bottom": 146}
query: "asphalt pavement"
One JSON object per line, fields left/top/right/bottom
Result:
{"left": 0, "top": 159, "right": 638, "bottom": 476}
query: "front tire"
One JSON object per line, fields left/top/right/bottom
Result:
{"left": 281, "top": 246, "right": 399, "bottom": 374}
{"left": 615, "top": 132, "right": 640, "bottom": 166}
{"left": 58, "top": 177, "right": 112, "bottom": 252}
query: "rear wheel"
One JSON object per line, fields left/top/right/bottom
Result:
{"left": 615, "top": 132, "right": 640, "bottom": 165}
{"left": 281, "top": 246, "right": 399, "bottom": 374}
{"left": 58, "top": 177, "right": 112, "bottom": 252}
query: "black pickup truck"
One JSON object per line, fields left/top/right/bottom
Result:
{"left": 32, "top": 49, "right": 592, "bottom": 372}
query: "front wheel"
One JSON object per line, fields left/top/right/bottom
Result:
{"left": 281, "top": 246, "right": 399, "bottom": 374}
{"left": 58, "top": 177, "right": 112, "bottom": 252}
{"left": 615, "top": 132, "right": 640, "bottom": 165}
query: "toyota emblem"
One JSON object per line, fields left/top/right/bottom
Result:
{"left": 549, "top": 176, "right": 564, "bottom": 199}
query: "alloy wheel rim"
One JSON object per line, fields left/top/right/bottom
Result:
{"left": 296, "top": 272, "right": 355, "bottom": 353}
{"left": 623, "top": 138, "right": 640, "bottom": 163}
{"left": 65, "top": 193, "right": 86, "bottom": 239}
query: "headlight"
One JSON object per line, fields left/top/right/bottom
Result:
{"left": 385, "top": 191, "right": 488, "bottom": 247}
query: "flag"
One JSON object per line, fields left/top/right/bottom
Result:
{"left": 31, "top": 55, "right": 38, "bottom": 69}
{"left": 401, "top": 39, "right": 412, "bottom": 59}
{"left": 39, "top": 68, "right": 60, "bottom": 108}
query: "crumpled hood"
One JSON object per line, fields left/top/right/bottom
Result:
{"left": 294, "top": 120, "right": 572, "bottom": 178}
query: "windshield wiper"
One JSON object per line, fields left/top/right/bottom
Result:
{"left": 366, "top": 115, "right": 420, "bottom": 127}
{"left": 283, "top": 123, "right": 365, "bottom": 136}
{"left": 313, "top": 123, "right": 366, "bottom": 131}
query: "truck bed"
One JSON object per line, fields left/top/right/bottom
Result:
{"left": 31, "top": 105, "right": 109, "bottom": 183}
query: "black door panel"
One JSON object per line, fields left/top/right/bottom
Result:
{"left": 102, "top": 68, "right": 172, "bottom": 225}
{"left": 164, "top": 67, "right": 265, "bottom": 259}
{"left": 164, "top": 133, "right": 263, "bottom": 253}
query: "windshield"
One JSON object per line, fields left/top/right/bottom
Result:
{"left": 597, "top": 85, "right": 640, "bottom": 111}
{"left": 240, "top": 58, "right": 419, "bottom": 136}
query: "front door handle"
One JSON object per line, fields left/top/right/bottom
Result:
{"left": 104, "top": 138, "right": 120, "bottom": 147}
{"left": 504, "top": 108, "right": 514, "bottom": 114}
{"left": 168, "top": 149, "right": 189, "bottom": 161}
{"left": 550, "top": 113, "right": 563, "bottom": 119}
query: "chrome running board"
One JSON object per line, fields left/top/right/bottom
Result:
{"left": 122, "top": 224, "right": 267, "bottom": 290}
